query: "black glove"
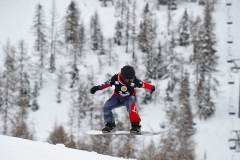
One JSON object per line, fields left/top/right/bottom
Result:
{"left": 151, "top": 86, "right": 155, "bottom": 94}
{"left": 90, "top": 86, "right": 99, "bottom": 94}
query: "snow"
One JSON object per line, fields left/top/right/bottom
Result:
{"left": 0, "top": 135, "right": 131, "bottom": 160}
{"left": 1, "top": 0, "right": 240, "bottom": 159}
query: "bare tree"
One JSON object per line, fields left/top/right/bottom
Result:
{"left": 101, "top": 0, "right": 114, "bottom": 7}
{"left": 56, "top": 66, "right": 66, "bottom": 103}
{"left": 49, "top": 0, "right": 60, "bottom": 73}
{"left": 10, "top": 39, "right": 33, "bottom": 139}
{"left": 0, "top": 40, "right": 17, "bottom": 135}
{"left": 47, "top": 124, "right": 76, "bottom": 149}
{"left": 16, "top": 40, "right": 31, "bottom": 107}
{"left": 131, "top": 0, "right": 137, "bottom": 58}
{"left": 32, "top": 3, "right": 48, "bottom": 88}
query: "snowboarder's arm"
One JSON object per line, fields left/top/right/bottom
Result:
{"left": 90, "top": 75, "right": 116, "bottom": 94}
{"left": 98, "top": 80, "right": 111, "bottom": 90}
{"left": 141, "top": 82, "right": 155, "bottom": 91}
{"left": 90, "top": 81, "right": 111, "bottom": 94}
{"left": 134, "top": 78, "right": 155, "bottom": 93}
{"left": 98, "top": 74, "right": 117, "bottom": 90}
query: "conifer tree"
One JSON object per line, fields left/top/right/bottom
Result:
{"left": 16, "top": 40, "right": 31, "bottom": 107}
{"left": 0, "top": 71, "right": 3, "bottom": 110}
{"left": 65, "top": 1, "right": 83, "bottom": 88}
{"left": 158, "top": 0, "right": 168, "bottom": 5}
{"left": 194, "top": 0, "right": 219, "bottom": 119}
{"left": 157, "top": 101, "right": 179, "bottom": 159}
{"left": 90, "top": 11, "right": 103, "bottom": 51}
{"left": 47, "top": 124, "right": 76, "bottom": 149}
{"left": 116, "top": 137, "right": 136, "bottom": 159}
{"left": 56, "top": 66, "right": 66, "bottom": 103}
{"left": 177, "top": 71, "right": 195, "bottom": 157}
{"left": 49, "top": 0, "right": 61, "bottom": 73}
{"left": 138, "top": 3, "right": 157, "bottom": 54}
{"left": 165, "top": 32, "right": 180, "bottom": 99}
{"left": 190, "top": 16, "right": 202, "bottom": 62}
{"left": 179, "top": 9, "right": 191, "bottom": 46}
{"left": 10, "top": 40, "right": 33, "bottom": 139}
{"left": 31, "top": 81, "right": 40, "bottom": 111}
{"left": 138, "top": 140, "right": 157, "bottom": 160}
{"left": 11, "top": 94, "right": 33, "bottom": 139}
{"left": 138, "top": 3, "right": 158, "bottom": 99}
{"left": 65, "top": 1, "right": 80, "bottom": 45}
{"left": 101, "top": 0, "right": 114, "bottom": 7}
{"left": 150, "top": 41, "right": 167, "bottom": 79}
{"left": 32, "top": 3, "right": 48, "bottom": 88}
{"left": 0, "top": 40, "right": 17, "bottom": 135}
{"left": 77, "top": 23, "right": 86, "bottom": 57}
{"left": 114, "top": 20, "right": 124, "bottom": 45}
{"left": 124, "top": 6, "right": 130, "bottom": 53}
{"left": 158, "top": 69, "right": 196, "bottom": 160}
{"left": 114, "top": 0, "right": 127, "bottom": 21}
{"left": 131, "top": 0, "right": 137, "bottom": 58}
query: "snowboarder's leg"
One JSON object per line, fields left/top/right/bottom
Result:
{"left": 124, "top": 96, "right": 141, "bottom": 123}
{"left": 102, "top": 95, "right": 122, "bottom": 124}
{"left": 124, "top": 96, "right": 141, "bottom": 133}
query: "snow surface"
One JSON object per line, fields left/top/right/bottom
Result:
{"left": 0, "top": 135, "right": 132, "bottom": 160}
{"left": 1, "top": 0, "right": 240, "bottom": 159}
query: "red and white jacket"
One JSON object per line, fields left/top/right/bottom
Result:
{"left": 98, "top": 73, "right": 155, "bottom": 97}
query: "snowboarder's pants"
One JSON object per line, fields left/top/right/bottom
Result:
{"left": 103, "top": 95, "right": 141, "bottom": 124}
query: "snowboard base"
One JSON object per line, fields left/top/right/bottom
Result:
{"left": 85, "top": 130, "right": 168, "bottom": 136}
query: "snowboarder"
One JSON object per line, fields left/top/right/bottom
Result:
{"left": 90, "top": 65, "right": 155, "bottom": 133}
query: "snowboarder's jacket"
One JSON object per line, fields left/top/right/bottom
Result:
{"left": 98, "top": 73, "right": 155, "bottom": 97}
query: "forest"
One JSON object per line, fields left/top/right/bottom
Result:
{"left": 0, "top": 0, "right": 219, "bottom": 159}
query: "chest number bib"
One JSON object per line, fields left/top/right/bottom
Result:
{"left": 121, "top": 86, "right": 127, "bottom": 92}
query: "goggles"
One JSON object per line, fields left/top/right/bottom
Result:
{"left": 124, "top": 78, "right": 134, "bottom": 83}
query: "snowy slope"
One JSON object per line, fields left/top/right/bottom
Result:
{"left": 1, "top": 0, "right": 240, "bottom": 160}
{"left": 194, "top": 0, "right": 240, "bottom": 159}
{"left": 0, "top": 135, "right": 133, "bottom": 160}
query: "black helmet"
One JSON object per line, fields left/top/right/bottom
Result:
{"left": 121, "top": 65, "right": 135, "bottom": 79}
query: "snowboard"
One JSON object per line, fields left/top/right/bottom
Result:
{"left": 85, "top": 130, "right": 168, "bottom": 136}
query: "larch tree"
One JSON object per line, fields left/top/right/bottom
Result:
{"left": 47, "top": 124, "right": 76, "bottom": 149}
{"left": 64, "top": 1, "right": 82, "bottom": 89}
{"left": 114, "top": 20, "right": 124, "bottom": 46}
{"left": 32, "top": 3, "right": 48, "bottom": 88}
{"left": 194, "top": 0, "right": 219, "bottom": 119}
{"left": 176, "top": 70, "right": 195, "bottom": 160}
{"left": 179, "top": 8, "right": 191, "bottom": 46}
{"left": 56, "top": 66, "right": 66, "bottom": 103}
{"left": 131, "top": 0, "right": 137, "bottom": 58}
{"left": 0, "top": 40, "right": 17, "bottom": 135}
{"left": 49, "top": 0, "right": 61, "bottom": 73}
{"left": 90, "top": 11, "right": 104, "bottom": 52}
{"left": 65, "top": 1, "right": 80, "bottom": 45}
{"left": 124, "top": 6, "right": 130, "bottom": 53}
{"left": 11, "top": 40, "right": 33, "bottom": 139}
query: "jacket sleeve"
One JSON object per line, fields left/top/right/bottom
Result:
{"left": 97, "top": 74, "right": 116, "bottom": 90}
{"left": 141, "top": 82, "right": 155, "bottom": 91}
{"left": 134, "top": 77, "right": 155, "bottom": 91}
{"left": 98, "top": 80, "right": 111, "bottom": 90}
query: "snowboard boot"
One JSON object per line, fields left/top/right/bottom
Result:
{"left": 130, "top": 123, "right": 141, "bottom": 133}
{"left": 102, "top": 123, "right": 116, "bottom": 133}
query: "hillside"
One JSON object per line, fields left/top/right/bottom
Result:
{"left": 0, "top": 135, "right": 133, "bottom": 160}
{"left": 1, "top": 0, "right": 240, "bottom": 159}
